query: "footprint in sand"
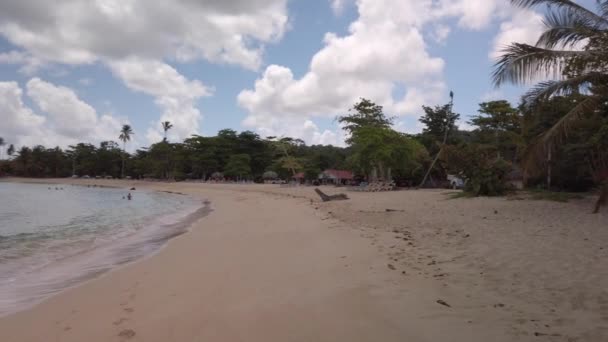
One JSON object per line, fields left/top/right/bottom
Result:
{"left": 113, "top": 318, "right": 129, "bottom": 326}
{"left": 118, "top": 329, "right": 136, "bottom": 339}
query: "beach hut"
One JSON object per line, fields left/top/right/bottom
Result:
{"left": 319, "top": 169, "right": 354, "bottom": 185}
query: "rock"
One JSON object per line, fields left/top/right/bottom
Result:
{"left": 387, "top": 264, "right": 396, "bottom": 270}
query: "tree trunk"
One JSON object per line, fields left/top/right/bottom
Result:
{"left": 547, "top": 145, "right": 552, "bottom": 190}
{"left": 121, "top": 141, "right": 126, "bottom": 179}
{"left": 419, "top": 126, "right": 449, "bottom": 188}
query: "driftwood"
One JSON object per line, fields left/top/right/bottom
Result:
{"left": 314, "top": 188, "right": 349, "bottom": 202}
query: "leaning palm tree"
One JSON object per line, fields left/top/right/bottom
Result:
{"left": 493, "top": 0, "right": 608, "bottom": 212}
{"left": 118, "top": 124, "right": 134, "bottom": 179}
{"left": 162, "top": 121, "right": 173, "bottom": 141}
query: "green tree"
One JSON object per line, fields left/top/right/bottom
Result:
{"left": 338, "top": 98, "right": 393, "bottom": 143}
{"left": 494, "top": 0, "right": 608, "bottom": 211}
{"left": 349, "top": 126, "right": 425, "bottom": 181}
{"left": 469, "top": 100, "right": 523, "bottom": 161}
{"left": 224, "top": 154, "right": 252, "bottom": 180}
{"left": 443, "top": 144, "right": 512, "bottom": 196}
{"left": 118, "top": 124, "right": 134, "bottom": 178}
{"left": 418, "top": 92, "right": 459, "bottom": 187}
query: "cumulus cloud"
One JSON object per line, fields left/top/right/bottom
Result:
{"left": 490, "top": 9, "right": 545, "bottom": 60}
{"left": 0, "top": 0, "right": 288, "bottom": 71}
{"left": 238, "top": 0, "right": 545, "bottom": 145}
{"left": 238, "top": 0, "right": 458, "bottom": 144}
{"left": 0, "top": 0, "right": 290, "bottom": 145}
{"left": 0, "top": 79, "right": 124, "bottom": 148}
{"left": 107, "top": 57, "right": 212, "bottom": 144}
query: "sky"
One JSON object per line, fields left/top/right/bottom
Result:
{"left": 0, "top": 0, "right": 564, "bottom": 150}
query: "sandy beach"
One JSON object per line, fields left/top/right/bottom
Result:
{"left": 0, "top": 179, "right": 607, "bottom": 341}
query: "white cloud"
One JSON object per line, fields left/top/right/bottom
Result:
{"left": 0, "top": 0, "right": 290, "bottom": 145}
{"left": 107, "top": 57, "right": 212, "bottom": 144}
{"left": 490, "top": 9, "right": 544, "bottom": 60}
{"left": 0, "top": 81, "right": 49, "bottom": 147}
{"left": 0, "top": 0, "right": 289, "bottom": 71}
{"left": 430, "top": 24, "right": 451, "bottom": 44}
{"left": 329, "top": 0, "right": 353, "bottom": 15}
{"left": 0, "top": 50, "right": 44, "bottom": 74}
{"left": 238, "top": 0, "right": 457, "bottom": 144}
{"left": 0, "top": 79, "right": 124, "bottom": 148}
{"left": 238, "top": 0, "right": 545, "bottom": 145}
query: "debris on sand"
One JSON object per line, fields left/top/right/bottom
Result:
{"left": 436, "top": 299, "right": 451, "bottom": 308}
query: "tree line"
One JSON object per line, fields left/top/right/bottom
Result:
{"left": 0, "top": 0, "right": 606, "bottom": 211}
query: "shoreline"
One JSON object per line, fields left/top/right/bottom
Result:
{"left": 0, "top": 179, "right": 211, "bottom": 318}
{"left": 0, "top": 178, "right": 606, "bottom": 341}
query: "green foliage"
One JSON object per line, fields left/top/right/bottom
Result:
{"left": 469, "top": 100, "right": 523, "bottom": 162}
{"left": 494, "top": 0, "right": 608, "bottom": 211}
{"left": 419, "top": 104, "right": 460, "bottom": 146}
{"left": 338, "top": 98, "right": 393, "bottom": 144}
{"left": 521, "top": 94, "right": 605, "bottom": 191}
{"left": 280, "top": 156, "right": 302, "bottom": 174}
{"left": 224, "top": 154, "right": 252, "bottom": 178}
{"left": 349, "top": 126, "right": 426, "bottom": 180}
{"left": 443, "top": 144, "right": 513, "bottom": 196}
{"left": 303, "top": 166, "right": 321, "bottom": 181}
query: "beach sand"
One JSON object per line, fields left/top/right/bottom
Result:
{"left": 0, "top": 179, "right": 606, "bottom": 341}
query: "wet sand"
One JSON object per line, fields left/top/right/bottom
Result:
{"left": 0, "top": 179, "right": 606, "bottom": 341}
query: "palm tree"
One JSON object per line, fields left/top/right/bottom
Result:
{"left": 118, "top": 124, "right": 134, "bottom": 178}
{"left": 0, "top": 137, "right": 5, "bottom": 160}
{"left": 162, "top": 121, "right": 173, "bottom": 141}
{"left": 493, "top": 0, "right": 608, "bottom": 212}
{"left": 7, "top": 144, "right": 15, "bottom": 159}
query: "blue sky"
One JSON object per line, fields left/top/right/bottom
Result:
{"left": 0, "top": 0, "right": 565, "bottom": 149}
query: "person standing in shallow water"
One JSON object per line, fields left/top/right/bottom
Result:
{"left": 127, "top": 193, "right": 132, "bottom": 200}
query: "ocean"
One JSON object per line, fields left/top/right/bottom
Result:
{"left": 0, "top": 182, "right": 206, "bottom": 316}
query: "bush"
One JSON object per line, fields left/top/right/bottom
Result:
{"left": 443, "top": 144, "right": 512, "bottom": 196}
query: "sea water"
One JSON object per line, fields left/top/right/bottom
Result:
{"left": 0, "top": 182, "right": 206, "bottom": 316}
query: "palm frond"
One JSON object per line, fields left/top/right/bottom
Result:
{"left": 538, "top": 7, "right": 603, "bottom": 49}
{"left": 492, "top": 43, "right": 600, "bottom": 86}
{"left": 599, "top": 0, "right": 608, "bottom": 19}
{"left": 511, "top": 0, "right": 608, "bottom": 25}
{"left": 522, "top": 72, "right": 608, "bottom": 104}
